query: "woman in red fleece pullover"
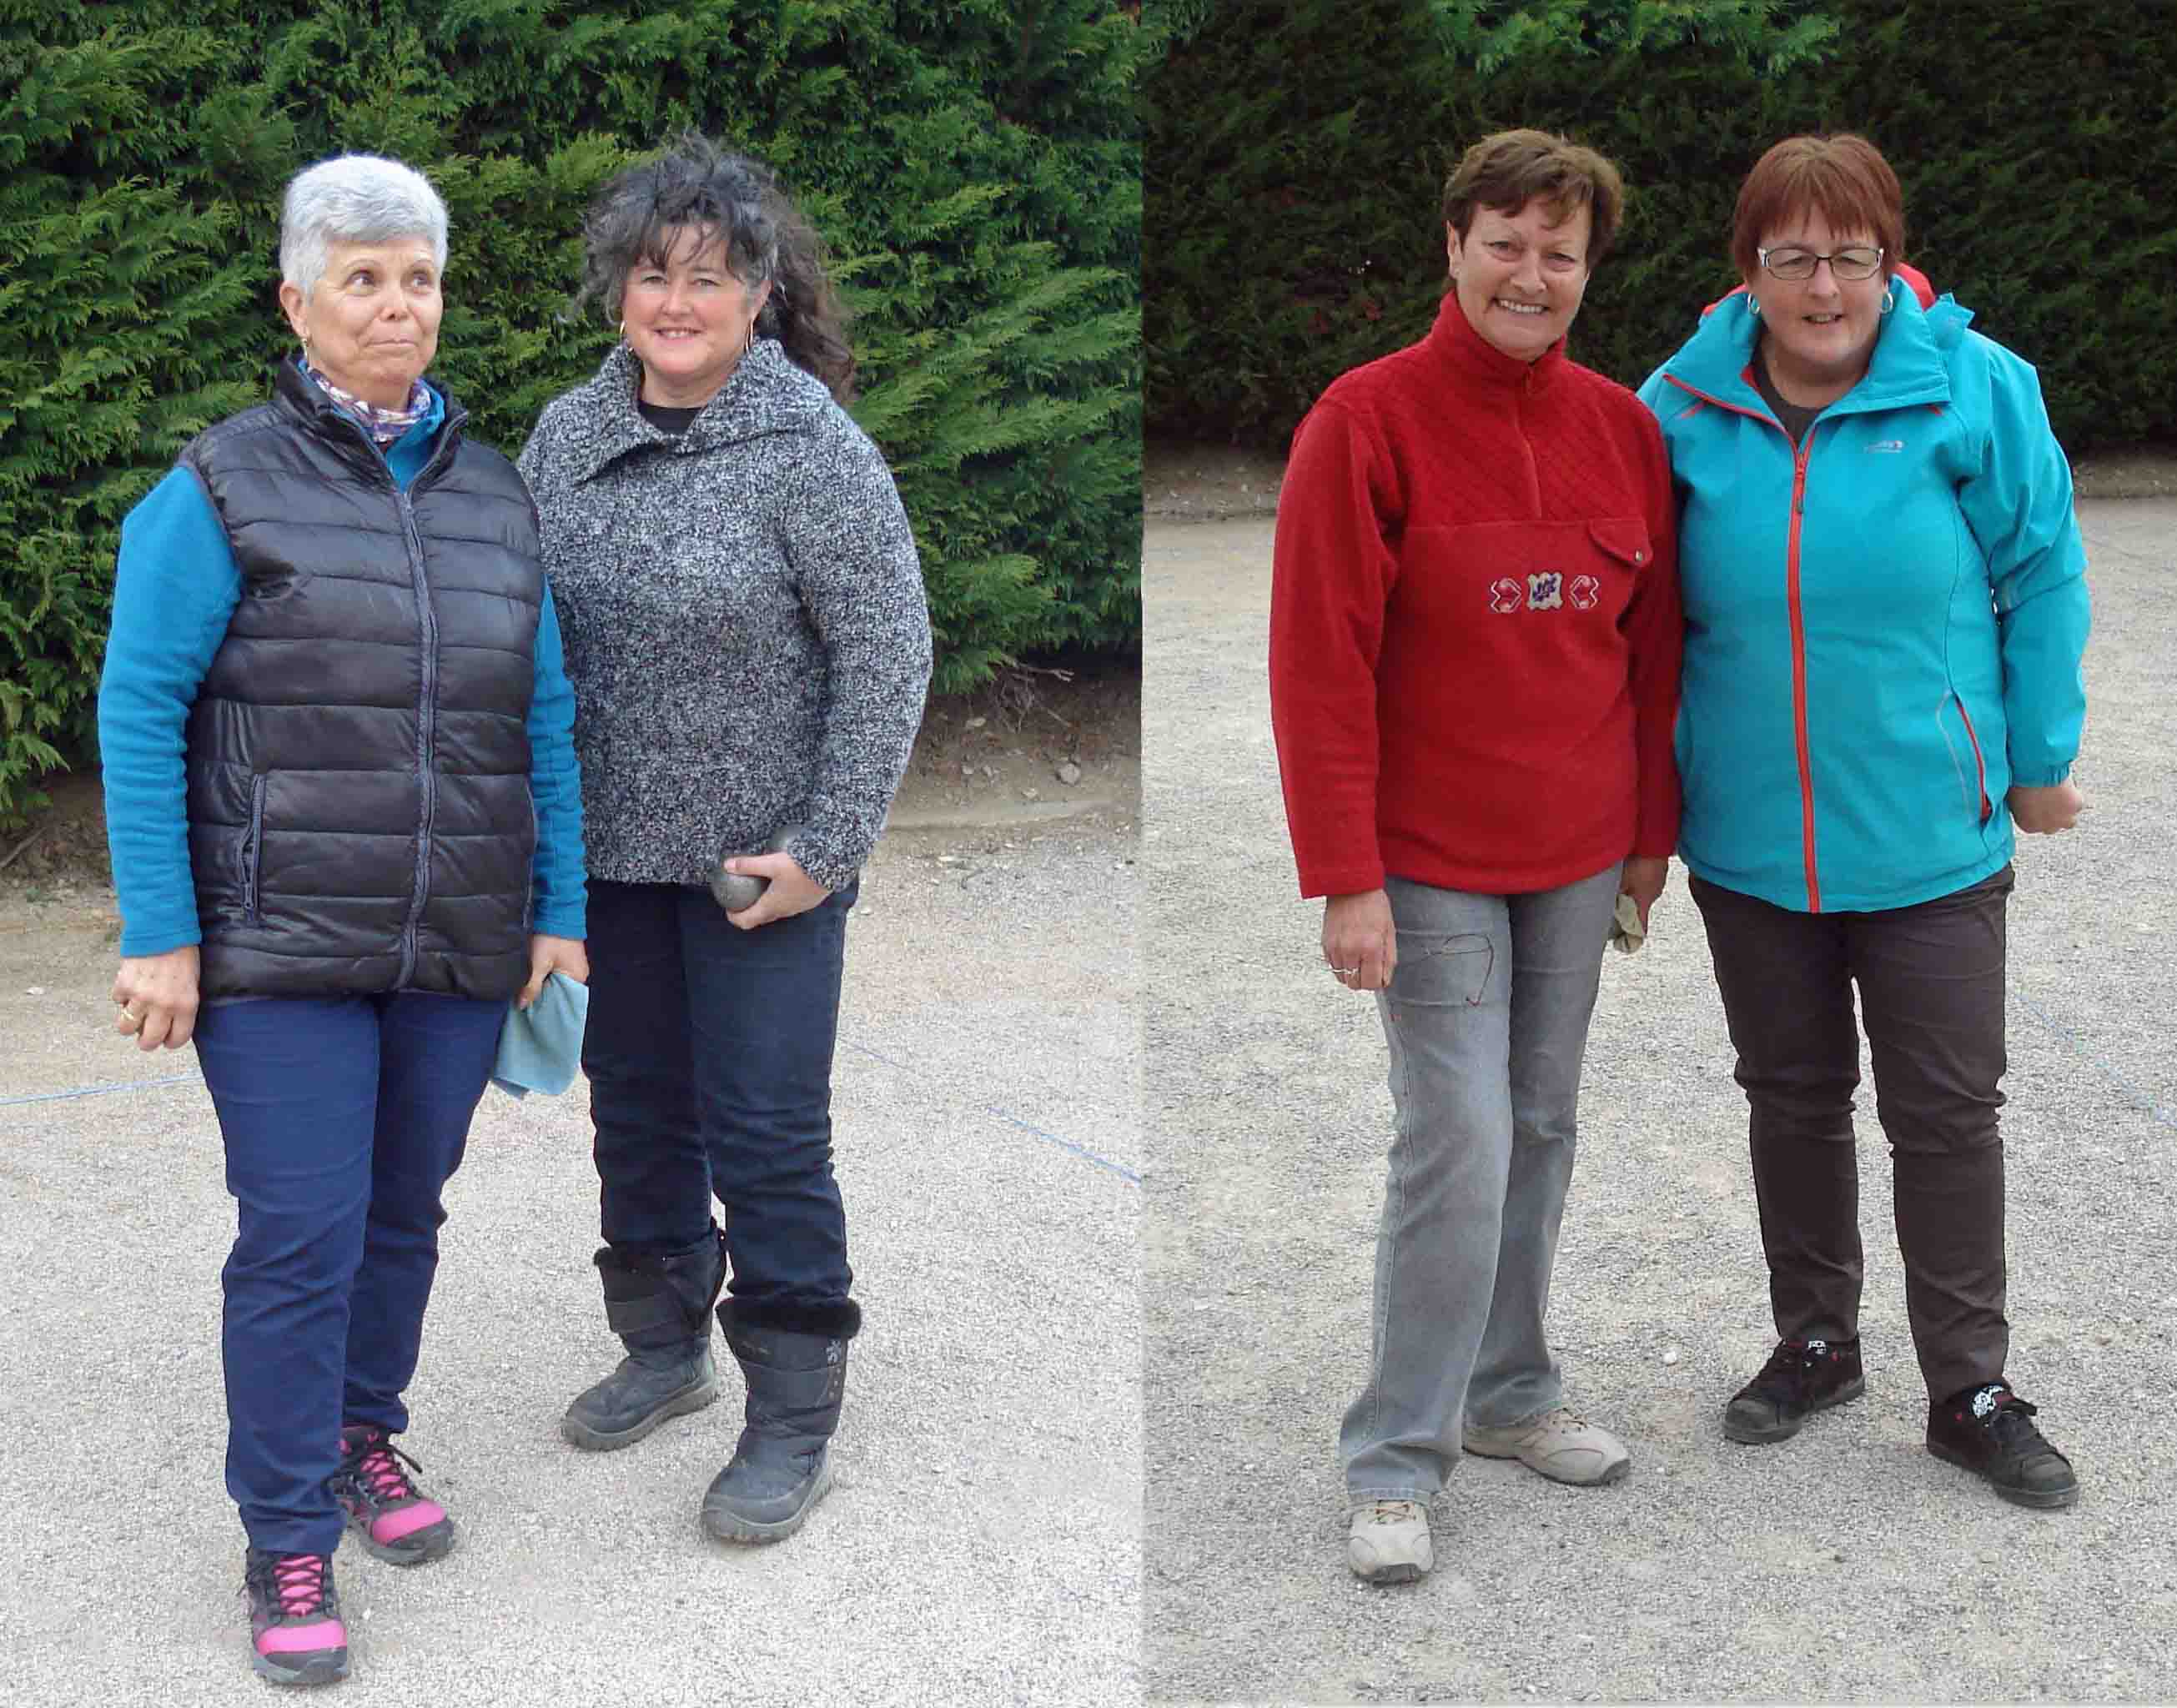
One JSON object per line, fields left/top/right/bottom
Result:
{"left": 1269, "top": 129, "right": 1682, "bottom": 1586}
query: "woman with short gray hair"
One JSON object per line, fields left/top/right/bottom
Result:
{"left": 99, "top": 152, "right": 587, "bottom": 1685}
{"left": 520, "top": 133, "right": 930, "bottom": 1545}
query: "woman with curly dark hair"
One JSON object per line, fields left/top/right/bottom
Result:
{"left": 520, "top": 134, "right": 931, "bottom": 1545}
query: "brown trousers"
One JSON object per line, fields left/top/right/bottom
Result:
{"left": 1690, "top": 867, "right": 2014, "bottom": 1400}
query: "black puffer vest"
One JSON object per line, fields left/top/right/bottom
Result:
{"left": 178, "top": 363, "right": 544, "bottom": 1001}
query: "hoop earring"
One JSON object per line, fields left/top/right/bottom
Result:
{"left": 616, "top": 319, "right": 626, "bottom": 340}
{"left": 1746, "top": 296, "right": 1760, "bottom": 320}
{"left": 1878, "top": 282, "right": 1896, "bottom": 315}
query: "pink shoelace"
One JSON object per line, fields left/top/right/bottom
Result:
{"left": 268, "top": 1554, "right": 331, "bottom": 1617}
{"left": 346, "top": 1431, "right": 425, "bottom": 1507}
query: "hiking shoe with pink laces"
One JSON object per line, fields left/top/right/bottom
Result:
{"left": 243, "top": 1549, "right": 349, "bottom": 1686}
{"left": 330, "top": 1424, "right": 456, "bottom": 1565}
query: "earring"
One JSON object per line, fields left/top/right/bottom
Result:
{"left": 1746, "top": 295, "right": 1761, "bottom": 320}
{"left": 1878, "top": 281, "right": 1897, "bottom": 315}
{"left": 616, "top": 319, "right": 626, "bottom": 340}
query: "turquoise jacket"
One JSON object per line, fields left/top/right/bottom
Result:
{"left": 1637, "top": 288, "right": 2089, "bottom": 913}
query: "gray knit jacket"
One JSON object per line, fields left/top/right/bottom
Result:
{"left": 518, "top": 339, "right": 932, "bottom": 892}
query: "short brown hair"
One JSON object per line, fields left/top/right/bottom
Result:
{"left": 1441, "top": 128, "right": 1626, "bottom": 264}
{"left": 1731, "top": 133, "right": 1905, "bottom": 281}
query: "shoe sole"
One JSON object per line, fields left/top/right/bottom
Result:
{"left": 561, "top": 1375, "right": 719, "bottom": 1453}
{"left": 344, "top": 1510, "right": 458, "bottom": 1567}
{"left": 249, "top": 1647, "right": 350, "bottom": 1687}
{"left": 1924, "top": 1440, "right": 2082, "bottom": 1509}
{"left": 700, "top": 1462, "right": 833, "bottom": 1545}
{"left": 1350, "top": 1559, "right": 1427, "bottom": 1586}
{"left": 1722, "top": 1375, "right": 1865, "bottom": 1444}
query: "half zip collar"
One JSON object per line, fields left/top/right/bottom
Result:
{"left": 1658, "top": 288, "right": 1964, "bottom": 422}
{"left": 1425, "top": 289, "right": 1567, "bottom": 398}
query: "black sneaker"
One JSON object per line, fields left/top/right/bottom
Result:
{"left": 1722, "top": 1337, "right": 1865, "bottom": 1444}
{"left": 1926, "top": 1382, "right": 2079, "bottom": 1509}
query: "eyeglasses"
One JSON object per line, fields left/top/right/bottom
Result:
{"left": 1757, "top": 244, "right": 1884, "bottom": 283}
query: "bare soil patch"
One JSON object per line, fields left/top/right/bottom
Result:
{"left": 891, "top": 651, "right": 1140, "bottom": 826}
{"left": 0, "top": 653, "right": 1141, "bottom": 899}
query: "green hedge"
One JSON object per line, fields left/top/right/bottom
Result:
{"left": 0, "top": 0, "right": 1144, "bottom": 826}
{"left": 1145, "top": 0, "right": 2177, "bottom": 454}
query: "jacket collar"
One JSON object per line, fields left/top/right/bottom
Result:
{"left": 1425, "top": 289, "right": 1569, "bottom": 395}
{"left": 273, "top": 359, "right": 458, "bottom": 459}
{"left": 1659, "top": 282, "right": 1972, "bottom": 418}
{"left": 562, "top": 337, "right": 827, "bottom": 485}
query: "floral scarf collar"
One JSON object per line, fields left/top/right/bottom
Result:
{"left": 299, "top": 358, "right": 435, "bottom": 446}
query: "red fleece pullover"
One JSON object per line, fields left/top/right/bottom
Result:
{"left": 1269, "top": 294, "right": 1683, "bottom": 899}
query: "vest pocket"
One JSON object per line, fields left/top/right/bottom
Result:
{"left": 239, "top": 773, "right": 268, "bottom": 924}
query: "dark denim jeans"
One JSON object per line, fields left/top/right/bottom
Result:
{"left": 193, "top": 990, "right": 505, "bottom": 1555}
{"left": 581, "top": 880, "right": 856, "bottom": 1310}
{"left": 1691, "top": 866, "right": 2014, "bottom": 1399}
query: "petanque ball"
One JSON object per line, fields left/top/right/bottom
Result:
{"left": 709, "top": 824, "right": 805, "bottom": 914}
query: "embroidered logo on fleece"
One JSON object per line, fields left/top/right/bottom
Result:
{"left": 1491, "top": 572, "right": 1591, "bottom": 614}
{"left": 1866, "top": 439, "right": 1905, "bottom": 453}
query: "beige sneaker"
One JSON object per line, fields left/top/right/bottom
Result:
{"left": 1346, "top": 1499, "right": 1433, "bottom": 1585}
{"left": 1464, "top": 1406, "right": 1631, "bottom": 1485}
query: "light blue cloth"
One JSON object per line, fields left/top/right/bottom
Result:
{"left": 493, "top": 972, "right": 590, "bottom": 1098}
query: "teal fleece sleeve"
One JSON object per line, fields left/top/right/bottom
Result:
{"left": 97, "top": 467, "right": 243, "bottom": 957}
{"left": 1957, "top": 339, "right": 2091, "bottom": 787}
{"left": 525, "top": 583, "right": 587, "bottom": 939}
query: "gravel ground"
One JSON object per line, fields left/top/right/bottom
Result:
{"left": 1142, "top": 502, "right": 2177, "bottom": 1705}
{"left": 0, "top": 807, "right": 1140, "bottom": 1707}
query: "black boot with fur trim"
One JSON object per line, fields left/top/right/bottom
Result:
{"left": 562, "top": 1228, "right": 727, "bottom": 1451}
{"left": 699, "top": 1297, "right": 861, "bottom": 1545}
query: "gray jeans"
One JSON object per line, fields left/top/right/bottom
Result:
{"left": 1342, "top": 863, "right": 1621, "bottom": 1505}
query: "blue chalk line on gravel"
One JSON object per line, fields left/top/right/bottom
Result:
{"left": 3, "top": 1049, "right": 1148, "bottom": 1183}
{"left": 0, "top": 1072, "right": 199, "bottom": 1107}
{"left": 843, "top": 1040, "right": 1141, "bottom": 1184}
{"left": 2012, "top": 983, "right": 2177, "bottom": 1130}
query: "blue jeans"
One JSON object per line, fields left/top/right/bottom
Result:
{"left": 1341, "top": 864, "right": 1621, "bottom": 1505}
{"left": 193, "top": 991, "right": 505, "bottom": 1555}
{"left": 581, "top": 881, "right": 855, "bottom": 1309}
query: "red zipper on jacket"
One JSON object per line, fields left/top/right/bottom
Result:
{"left": 1953, "top": 694, "right": 1991, "bottom": 820}
{"left": 1666, "top": 374, "right": 1823, "bottom": 911}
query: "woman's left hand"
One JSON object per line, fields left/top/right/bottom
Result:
{"left": 1620, "top": 856, "right": 1669, "bottom": 932}
{"left": 721, "top": 851, "right": 832, "bottom": 930}
{"left": 519, "top": 934, "right": 589, "bottom": 1008}
{"left": 2008, "top": 781, "right": 2084, "bottom": 834}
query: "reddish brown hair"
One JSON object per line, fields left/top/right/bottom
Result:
{"left": 1441, "top": 128, "right": 1626, "bottom": 264}
{"left": 1731, "top": 133, "right": 1905, "bottom": 281}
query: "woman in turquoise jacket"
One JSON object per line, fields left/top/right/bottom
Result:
{"left": 1638, "top": 133, "right": 2090, "bottom": 1510}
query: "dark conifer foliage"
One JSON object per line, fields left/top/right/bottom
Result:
{"left": 1, "top": 0, "right": 1144, "bottom": 822}
{"left": 1146, "top": 0, "right": 2173, "bottom": 455}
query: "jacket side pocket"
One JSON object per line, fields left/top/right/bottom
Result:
{"left": 240, "top": 773, "right": 268, "bottom": 924}
{"left": 1943, "top": 692, "right": 1993, "bottom": 823}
